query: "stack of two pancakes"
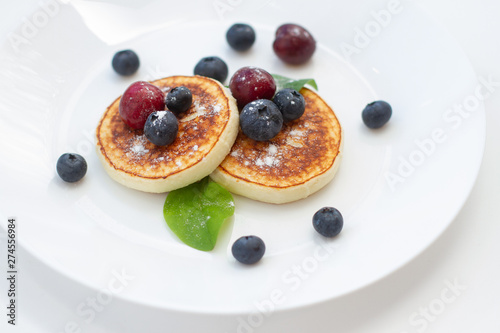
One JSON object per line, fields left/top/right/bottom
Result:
{"left": 96, "top": 76, "right": 342, "bottom": 204}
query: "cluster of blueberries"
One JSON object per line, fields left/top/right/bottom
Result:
{"left": 144, "top": 86, "right": 193, "bottom": 146}
{"left": 112, "top": 23, "right": 312, "bottom": 145}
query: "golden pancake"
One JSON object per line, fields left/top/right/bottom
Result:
{"left": 96, "top": 75, "right": 239, "bottom": 193}
{"left": 210, "top": 88, "right": 342, "bottom": 204}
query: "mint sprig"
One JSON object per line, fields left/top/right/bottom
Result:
{"left": 163, "top": 177, "right": 235, "bottom": 251}
{"left": 272, "top": 74, "right": 318, "bottom": 91}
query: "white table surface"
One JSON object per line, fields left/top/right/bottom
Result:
{"left": 1, "top": 0, "right": 499, "bottom": 332}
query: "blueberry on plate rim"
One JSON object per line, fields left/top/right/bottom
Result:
{"left": 362, "top": 100, "right": 392, "bottom": 129}
{"left": 312, "top": 207, "right": 343, "bottom": 238}
{"left": 166, "top": 86, "right": 193, "bottom": 114}
{"left": 194, "top": 56, "right": 229, "bottom": 83}
{"left": 56, "top": 153, "right": 87, "bottom": 183}
{"left": 273, "top": 88, "right": 306, "bottom": 122}
{"left": 144, "top": 110, "right": 179, "bottom": 146}
{"left": 112, "top": 50, "right": 140, "bottom": 76}
{"left": 240, "top": 99, "right": 283, "bottom": 141}
{"left": 232, "top": 235, "right": 266, "bottom": 265}
{"left": 226, "top": 23, "right": 256, "bottom": 51}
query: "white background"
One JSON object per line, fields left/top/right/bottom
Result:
{"left": 0, "top": 0, "right": 499, "bottom": 332}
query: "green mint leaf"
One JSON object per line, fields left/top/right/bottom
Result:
{"left": 163, "top": 177, "right": 235, "bottom": 251}
{"left": 272, "top": 74, "right": 318, "bottom": 91}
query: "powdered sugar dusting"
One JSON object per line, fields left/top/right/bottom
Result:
{"left": 230, "top": 149, "right": 241, "bottom": 158}
{"left": 180, "top": 100, "right": 206, "bottom": 122}
{"left": 289, "top": 129, "right": 306, "bottom": 138}
{"left": 153, "top": 110, "right": 168, "bottom": 125}
{"left": 264, "top": 156, "right": 275, "bottom": 167}
{"left": 286, "top": 138, "right": 303, "bottom": 148}
{"left": 267, "top": 144, "right": 278, "bottom": 155}
{"left": 254, "top": 143, "right": 280, "bottom": 168}
{"left": 286, "top": 128, "right": 308, "bottom": 148}
{"left": 179, "top": 99, "right": 223, "bottom": 123}
{"left": 127, "top": 135, "right": 149, "bottom": 158}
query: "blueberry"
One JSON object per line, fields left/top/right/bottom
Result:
{"left": 56, "top": 153, "right": 87, "bottom": 183}
{"left": 144, "top": 111, "right": 178, "bottom": 146}
{"left": 362, "top": 100, "right": 392, "bottom": 129}
{"left": 273, "top": 88, "right": 306, "bottom": 122}
{"left": 226, "top": 23, "right": 256, "bottom": 51}
{"left": 166, "top": 86, "right": 193, "bottom": 115}
{"left": 112, "top": 50, "right": 140, "bottom": 76}
{"left": 194, "top": 56, "right": 228, "bottom": 83}
{"left": 313, "top": 207, "right": 343, "bottom": 237}
{"left": 232, "top": 235, "right": 266, "bottom": 265}
{"left": 240, "top": 99, "right": 283, "bottom": 141}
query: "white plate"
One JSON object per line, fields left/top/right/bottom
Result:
{"left": 0, "top": 0, "right": 485, "bottom": 315}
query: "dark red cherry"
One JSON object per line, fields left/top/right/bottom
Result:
{"left": 273, "top": 24, "right": 316, "bottom": 65}
{"left": 229, "top": 66, "right": 276, "bottom": 109}
{"left": 119, "top": 81, "right": 165, "bottom": 129}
